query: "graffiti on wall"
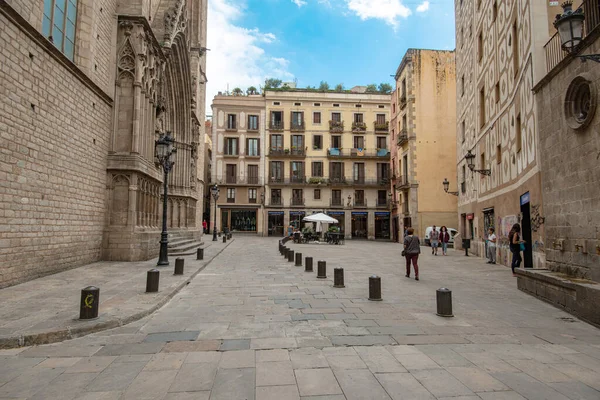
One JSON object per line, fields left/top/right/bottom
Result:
{"left": 531, "top": 204, "right": 545, "bottom": 232}
{"left": 500, "top": 215, "right": 519, "bottom": 237}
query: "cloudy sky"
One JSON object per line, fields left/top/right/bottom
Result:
{"left": 206, "top": 0, "right": 456, "bottom": 115}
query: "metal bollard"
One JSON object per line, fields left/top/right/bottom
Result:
{"left": 197, "top": 248, "right": 204, "bottom": 260}
{"left": 223, "top": 235, "right": 227, "bottom": 243}
{"left": 295, "top": 252, "right": 303, "bottom": 267}
{"left": 174, "top": 258, "right": 184, "bottom": 275}
{"left": 368, "top": 275, "right": 382, "bottom": 301}
{"left": 283, "top": 247, "right": 289, "bottom": 258}
{"left": 288, "top": 249, "right": 295, "bottom": 262}
{"left": 317, "top": 261, "right": 327, "bottom": 279}
{"left": 334, "top": 268, "right": 345, "bottom": 288}
{"left": 229, "top": 233, "right": 232, "bottom": 239}
{"left": 79, "top": 286, "right": 100, "bottom": 320}
{"left": 146, "top": 269, "right": 160, "bottom": 293}
{"left": 305, "top": 257, "right": 313, "bottom": 272}
{"left": 436, "top": 288, "right": 454, "bottom": 317}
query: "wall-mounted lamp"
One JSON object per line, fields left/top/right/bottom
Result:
{"left": 465, "top": 150, "right": 491, "bottom": 176}
{"left": 442, "top": 178, "right": 459, "bottom": 196}
{"left": 554, "top": 1, "right": 600, "bottom": 63}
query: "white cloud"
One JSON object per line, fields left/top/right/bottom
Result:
{"left": 416, "top": 1, "right": 429, "bottom": 12}
{"left": 345, "top": 0, "right": 411, "bottom": 28}
{"left": 292, "top": 0, "right": 308, "bottom": 6}
{"left": 206, "top": 0, "right": 293, "bottom": 114}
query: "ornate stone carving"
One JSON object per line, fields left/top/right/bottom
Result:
{"left": 117, "top": 41, "right": 136, "bottom": 82}
{"left": 164, "top": 0, "right": 188, "bottom": 48}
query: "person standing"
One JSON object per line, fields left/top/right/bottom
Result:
{"left": 509, "top": 223, "right": 524, "bottom": 275}
{"left": 403, "top": 228, "right": 421, "bottom": 281}
{"left": 486, "top": 227, "right": 497, "bottom": 264}
{"left": 439, "top": 226, "right": 450, "bottom": 256}
{"left": 430, "top": 225, "right": 440, "bottom": 256}
{"left": 202, "top": 219, "right": 207, "bottom": 234}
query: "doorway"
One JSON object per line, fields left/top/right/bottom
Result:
{"left": 268, "top": 212, "right": 284, "bottom": 236}
{"left": 520, "top": 192, "right": 533, "bottom": 268}
{"left": 351, "top": 212, "right": 368, "bottom": 239}
{"left": 392, "top": 216, "right": 399, "bottom": 242}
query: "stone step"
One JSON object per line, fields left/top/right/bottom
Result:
{"left": 167, "top": 238, "right": 197, "bottom": 249}
{"left": 169, "top": 242, "right": 204, "bottom": 256}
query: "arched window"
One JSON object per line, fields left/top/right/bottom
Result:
{"left": 42, "top": 0, "right": 78, "bottom": 60}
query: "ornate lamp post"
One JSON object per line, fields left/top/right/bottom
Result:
{"left": 211, "top": 184, "right": 220, "bottom": 241}
{"left": 465, "top": 150, "right": 491, "bottom": 176}
{"left": 155, "top": 132, "right": 176, "bottom": 266}
{"left": 442, "top": 178, "right": 459, "bottom": 196}
{"left": 554, "top": 1, "right": 600, "bottom": 63}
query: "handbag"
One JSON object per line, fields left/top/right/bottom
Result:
{"left": 519, "top": 242, "right": 526, "bottom": 252}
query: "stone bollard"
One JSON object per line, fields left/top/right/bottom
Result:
{"left": 223, "top": 235, "right": 227, "bottom": 243}
{"left": 146, "top": 269, "right": 160, "bottom": 293}
{"left": 436, "top": 288, "right": 454, "bottom": 317}
{"left": 288, "top": 249, "right": 295, "bottom": 262}
{"left": 197, "top": 248, "right": 204, "bottom": 260}
{"left": 317, "top": 261, "right": 327, "bottom": 279}
{"left": 305, "top": 257, "right": 313, "bottom": 272}
{"left": 295, "top": 252, "right": 303, "bottom": 267}
{"left": 283, "top": 247, "right": 289, "bottom": 258}
{"left": 334, "top": 268, "right": 345, "bottom": 288}
{"left": 368, "top": 275, "right": 382, "bottom": 301}
{"left": 174, "top": 258, "right": 184, "bottom": 275}
{"left": 79, "top": 286, "right": 100, "bottom": 320}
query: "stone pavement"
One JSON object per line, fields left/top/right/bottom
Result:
{"left": 1, "top": 237, "right": 599, "bottom": 399}
{"left": 0, "top": 238, "right": 231, "bottom": 348}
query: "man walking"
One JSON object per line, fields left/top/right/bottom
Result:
{"left": 486, "top": 227, "right": 497, "bottom": 264}
{"left": 430, "top": 225, "right": 440, "bottom": 256}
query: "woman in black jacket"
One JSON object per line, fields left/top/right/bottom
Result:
{"left": 508, "top": 223, "right": 524, "bottom": 275}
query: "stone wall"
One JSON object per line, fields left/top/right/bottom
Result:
{"left": 0, "top": 7, "right": 112, "bottom": 288}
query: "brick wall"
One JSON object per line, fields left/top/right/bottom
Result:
{"left": 0, "top": 10, "right": 112, "bottom": 288}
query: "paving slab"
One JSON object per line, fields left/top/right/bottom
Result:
{"left": 210, "top": 367, "right": 255, "bottom": 400}
{"left": 256, "top": 361, "right": 296, "bottom": 386}
{"left": 143, "top": 331, "right": 200, "bottom": 343}
{"left": 411, "top": 369, "right": 475, "bottom": 398}
{"left": 374, "top": 372, "right": 435, "bottom": 400}
{"left": 295, "top": 368, "right": 343, "bottom": 397}
{"left": 256, "top": 385, "right": 300, "bottom": 400}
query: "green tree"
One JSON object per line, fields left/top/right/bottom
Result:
{"left": 232, "top": 87, "right": 243, "bottom": 96}
{"left": 319, "top": 81, "right": 330, "bottom": 91}
{"left": 246, "top": 86, "right": 258, "bottom": 95}
{"left": 365, "top": 84, "right": 377, "bottom": 93}
{"left": 264, "top": 78, "right": 282, "bottom": 89}
{"left": 378, "top": 83, "right": 393, "bottom": 94}
{"left": 335, "top": 83, "right": 344, "bottom": 92}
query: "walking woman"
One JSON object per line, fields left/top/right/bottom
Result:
{"left": 509, "top": 223, "right": 524, "bottom": 275}
{"left": 439, "top": 226, "right": 450, "bottom": 256}
{"left": 403, "top": 227, "right": 421, "bottom": 281}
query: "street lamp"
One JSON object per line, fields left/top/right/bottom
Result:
{"left": 554, "top": 1, "right": 600, "bottom": 63}
{"left": 442, "top": 178, "right": 459, "bottom": 196}
{"left": 465, "top": 150, "right": 491, "bottom": 176}
{"left": 211, "top": 184, "right": 220, "bottom": 241}
{"left": 155, "top": 131, "right": 176, "bottom": 266}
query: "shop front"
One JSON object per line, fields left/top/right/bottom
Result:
{"left": 268, "top": 211, "right": 284, "bottom": 237}
{"left": 351, "top": 211, "right": 368, "bottom": 239}
{"left": 289, "top": 211, "right": 306, "bottom": 230}
{"left": 221, "top": 209, "right": 258, "bottom": 232}
{"left": 326, "top": 211, "right": 345, "bottom": 234}
{"left": 375, "top": 212, "right": 390, "bottom": 240}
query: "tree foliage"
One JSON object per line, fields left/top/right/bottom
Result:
{"left": 232, "top": 87, "right": 243, "bottom": 96}
{"left": 264, "top": 78, "right": 282, "bottom": 89}
{"left": 246, "top": 86, "right": 258, "bottom": 95}
{"left": 365, "top": 84, "right": 378, "bottom": 93}
{"left": 378, "top": 83, "right": 393, "bottom": 94}
{"left": 335, "top": 83, "right": 344, "bottom": 92}
{"left": 318, "top": 81, "right": 330, "bottom": 91}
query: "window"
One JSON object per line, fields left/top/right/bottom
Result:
{"left": 248, "top": 115, "right": 259, "bottom": 131}
{"left": 332, "top": 189, "right": 342, "bottom": 205}
{"left": 292, "top": 189, "right": 303, "bottom": 205}
{"left": 461, "top": 165, "right": 466, "bottom": 193}
{"left": 313, "top": 112, "right": 322, "bottom": 124}
{"left": 461, "top": 75, "right": 465, "bottom": 97}
{"left": 331, "top": 112, "right": 341, "bottom": 122}
{"left": 247, "top": 138, "right": 259, "bottom": 156}
{"left": 460, "top": 28, "right": 464, "bottom": 49}
{"left": 477, "top": 0, "right": 482, "bottom": 10}
{"left": 355, "top": 190, "right": 365, "bottom": 205}
{"left": 294, "top": 102, "right": 302, "bottom": 106}
{"left": 312, "top": 162, "right": 323, "bottom": 177}
{"left": 495, "top": 82, "right": 500, "bottom": 103}
{"left": 478, "top": 31, "right": 484, "bottom": 62}
{"left": 291, "top": 111, "right": 304, "bottom": 129}
{"left": 313, "top": 135, "right": 323, "bottom": 150}
{"left": 353, "top": 163, "right": 365, "bottom": 183}
{"left": 378, "top": 190, "right": 387, "bottom": 205}
{"left": 270, "top": 111, "right": 283, "bottom": 129}
{"left": 355, "top": 104, "right": 362, "bottom": 108}
{"left": 291, "top": 135, "right": 304, "bottom": 153}
{"left": 270, "top": 135, "right": 283, "bottom": 151}
{"left": 376, "top": 114, "right": 386, "bottom": 124}
{"left": 402, "top": 115, "right": 407, "bottom": 130}
{"left": 225, "top": 138, "right": 238, "bottom": 155}
{"left": 353, "top": 136, "right": 365, "bottom": 149}
{"left": 479, "top": 87, "right": 486, "bottom": 128}
{"left": 331, "top": 135, "right": 342, "bottom": 149}
{"left": 43, "top": 0, "right": 77, "bottom": 60}
{"left": 377, "top": 163, "right": 389, "bottom": 181}
{"left": 333, "top": 104, "right": 340, "bottom": 107}
{"left": 273, "top": 102, "right": 281, "bottom": 105}
{"left": 314, "top": 189, "right": 321, "bottom": 200}
{"left": 492, "top": 1, "right": 497, "bottom": 22}
{"left": 227, "top": 188, "right": 235, "bottom": 203}
{"left": 248, "top": 188, "right": 257, "bottom": 203}
{"left": 516, "top": 114, "right": 522, "bottom": 153}
{"left": 496, "top": 144, "right": 501, "bottom": 164}
{"left": 377, "top": 137, "right": 387, "bottom": 149}
{"left": 291, "top": 161, "right": 305, "bottom": 183}
{"left": 401, "top": 79, "right": 406, "bottom": 98}
{"left": 512, "top": 21, "right": 519, "bottom": 76}
{"left": 330, "top": 162, "right": 344, "bottom": 181}
{"left": 314, "top": 103, "right": 321, "bottom": 107}
{"left": 461, "top": 120, "right": 466, "bottom": 143}
{"left": 226, "top": 164, "right": 236, "bottom": 184}
{"left": 227, "top": 114, "right": 237, "bottom": 130}
{"left": 378, "top": 105, "right": 385, "bottom": 109}
{"left": 248, "top": 165, "right": 258, "bottom": 184}
{"left": 354, "top": 113, "right": 364, "bottom": 123}
{"left": 271, "top": 189, "right": 281, "bottom": 205}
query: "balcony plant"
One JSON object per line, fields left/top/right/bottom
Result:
{"left": 374, "top": 121, "right": 389, "bottom": 132}
{"left": 284, "top": 148, "right": 290, "bottom": 154}
{"left": 351, "top": 121, "right": 367, "bottom": 132}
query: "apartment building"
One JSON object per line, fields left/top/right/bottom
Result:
{"left": 211, "top": 95, "right": 266, "bottom": 235}
{"left": 390, "top": 49, "right": 458, "bottom": 242}
{"left": 454, "top": 0, "right": 561, "bottom": 268}
{"left": 210, "top": 89, "right": 392, "bottom": 239}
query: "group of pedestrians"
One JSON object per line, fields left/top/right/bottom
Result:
{"left": 428, "top": 225, "right": 450, "bottom": 256}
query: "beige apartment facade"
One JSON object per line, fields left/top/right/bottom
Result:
{"left": 0, "top": 0, "right": 208, "bottom": 288}
{"left": 211, "top": 95, "right": 267, "bottom": 236}
{"left": 390, "top": 49, "right": 458, "bottom": 242}
{"left": 454, "top": 0, "right": 561, "bottom": 268}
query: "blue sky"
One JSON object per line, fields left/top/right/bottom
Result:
{"left": 206, "top": 0, "right": 456, "bottom": 113}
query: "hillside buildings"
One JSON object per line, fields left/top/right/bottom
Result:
{"left": 390, "top": 49, "right": 458, "bottom": 242}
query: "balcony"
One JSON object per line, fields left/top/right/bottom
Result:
{"left": 376, "top": 199, "right": 390, "bottom": 208}
{"left": 327, "top": 148, "right": 390, "bottom": 159}
{"left": 248, "top": 176, "right": 259, "bottom": 185}
{"left": 225, "top": 176, "right": 237, "bottom": 184}
{"left": 330, "top": 198, "right": 344, "bottom": 208}
{"left": 353, "top": 178, "right": 390, "bottom": 187}
{"left": 223, "top": 151, "right": 239, "bottom": 158}
{"left": 397, "top": 129, "right": 408, "bottom": 145}
{"left": 352, "top": 121, "right": 367, "bottom": 132}
{"left": 291, "top": 197, "right": 305, "bottom": 206}
{"left": 291, "top": 121, "right": 305, "bottom": 132}
{"left": 400, "top": 94, "right": 407, "bottom": 108}
{"left": 269, "top": 120, "right": 284, "bottom": 131}
{"left": 225, "top": 125, "right": 237, "bottom": 132}
{"left": 353, "top": 199, "right": 368, "bottom": 208}
{"left": 269, "top": 177, "right": 306, "bottom": 185}
{"left": 329, "top": 120, "right": 344, "bottom": 133}
{"left": 308, "top": 177, "right": 328, "bottom": 185}
{"left": 544, "top": 0, "right": 600, "bottom": 73}
{"left": 269, "top": 199, "right": 283, "bottom": 207}
{"left": 328, "top": 176, "right": 348, "bottom": 185}
{"left": 397, "top": 175, "right": 410, "bottom": 189}
{"left": 227, "top": 197, "right": 235, "bottom": 203}
{"left": 269, "top": 148, "right": 307, "bottom": 158}
{"left": 374, "top": 121, "right": 389, "bottom": 133}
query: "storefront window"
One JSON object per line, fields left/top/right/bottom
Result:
{"left": 351, "top": 212, "right": 368, "bottom": 239}
{"left": 326, "top": 211, "right": 345, "bottom": 233}
{"left": 227, "top": 210, "right": 257, "bottom": 232}
{"left": 375, "top": 212, "right": 390, "bottom": 239}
